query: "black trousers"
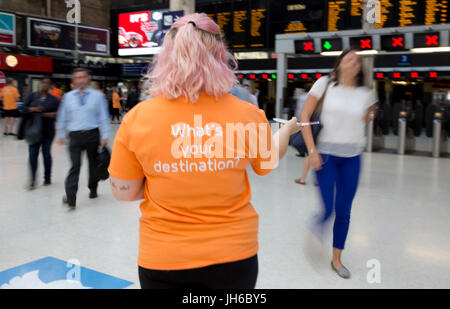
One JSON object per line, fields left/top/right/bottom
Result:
{"left": 111, "top": 108, "right": 121, "bottom": 121}
{"left": 138, "top": 255, "right": 258, "bottom": 289}
{"left": 65, "top": 129, "right": 99, "bottom": 201}
{"left": 29, "top": 133, "right": 54, "bottom": 184}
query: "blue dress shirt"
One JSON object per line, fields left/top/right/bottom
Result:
{"left": 230, "top": 85, "right": 253, "bottom": 103}
{"left": 56, "top": 87, "right": 110, "bottom": 140}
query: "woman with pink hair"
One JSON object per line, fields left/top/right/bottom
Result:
{"left": 108, "top": 13, "right": 302, "bottom": 289}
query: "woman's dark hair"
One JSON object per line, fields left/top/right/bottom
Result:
{"left": 330, "top": 48, "right": 365, "bottom": 87}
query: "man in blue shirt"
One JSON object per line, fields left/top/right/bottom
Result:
{"left": 56, "top": 68, "right": 110, "bottom": 208}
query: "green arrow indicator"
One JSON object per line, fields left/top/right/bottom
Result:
{"left": 323, "top": 41, "right": 332, "bottom": 50}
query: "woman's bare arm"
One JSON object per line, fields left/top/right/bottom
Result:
{"left": 300, "top": 94, "right": 321, "bottom": 153}
{"left": 110, "top": 176, "right": 145, "bottom": 201}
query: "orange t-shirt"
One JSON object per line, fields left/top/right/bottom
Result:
{"left": 108, "top": 93, "right": 275, "bottom": 271}
{"left": 112, "top": 92, "right": 121, "bottom": 109}
{"left": 50, "top": 88, "right": 63, "bottom": 100}
{"left": 1, "top": 86, "right": 20, "bottom": 110}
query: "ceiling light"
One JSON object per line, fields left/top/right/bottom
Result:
{"left": 320, "top": 51, "right": 343, "bottom": 56}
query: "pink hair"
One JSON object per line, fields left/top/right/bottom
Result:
{"left": 147, "top": 13, "right": 237, "bottom": 103}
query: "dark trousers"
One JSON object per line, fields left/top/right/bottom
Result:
{"left": 111, "top": 108, "right": 121, "bottom": 121}
{"left": 29, "top": 134, "right": 54, "bottom": 184}
{"left": 138, "top": 255, "right": 258, "bottom": 289}
{"left": 315, "top": 154, "right": 361, "bottom": 250}
{"left": 65, "top": 129, "right": 100, "bottom": 201}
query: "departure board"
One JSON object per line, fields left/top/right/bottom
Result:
{"left": 217, "top": 12, "right": 232, "bottom": 34}
{"left": 374, "top": 0, "right": 397, "bottom": 28}
{"left": 216, "top": 3, "right": 233, "bottom": 45}
{"left": 398, "top": 0, "right": 425, "bottom": 27}
{"left": 250, "top": 8, "right": 267, "bottom": 48}
{"left": 425, "top": 0, "right": 449, "bottom": 25}
{"left": 197, "top": 0, "right": 449, "bottom": 52}
{"left": 327, "top": 0, "right": 347, "bottom": 31}
{"left": 284, "top": 21, "right": 308, "bottom": 33}
{"left": 232, "top": 1, "right": 249, "bottom": 49}
{"left": 351, "top": 0, "right": 400, "bottom": 29}
{"left": 349, "top": 0, "right": 364, "bottom": 29}
{"left": 268, "top": 0, "right": 324, "bottom": 48}
{"left": 270, "top": 0, "right": 324, "bottom": 33}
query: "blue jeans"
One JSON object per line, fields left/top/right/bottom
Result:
{"left": 29, "top": 135, "right": 54, "bottom": 184}
{"left": 315, "top": 154, "right": 361, "bottom": 250}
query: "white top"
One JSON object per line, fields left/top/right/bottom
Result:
{"left": 309, "top": 76, "right": 377, "bottom": 157}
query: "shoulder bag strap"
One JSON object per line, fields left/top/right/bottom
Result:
{"left": 313, "top": 77, "right": 333, "bottom": 118}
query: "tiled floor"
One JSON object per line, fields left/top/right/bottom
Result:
{"left": 1, "top": 121, "right": 449, "bottom": 289}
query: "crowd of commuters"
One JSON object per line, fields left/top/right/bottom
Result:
{"left": 0, "top": 12, "right": 377, "bottom": 288}
{"left": 0, "top": 71, "right": 138, "bottom": 195}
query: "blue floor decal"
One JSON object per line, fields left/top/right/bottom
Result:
{"left": 0, "top": 256, "right": 133, "bottom": 289}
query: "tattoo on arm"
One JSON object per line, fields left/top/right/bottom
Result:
{"left": 119, "top": 185, "right": 130, "bottom": 191}
{"left": 111, "top": 181, "right": 117, "bottom": 189}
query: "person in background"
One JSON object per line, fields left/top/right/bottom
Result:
{"left": 111, "top": 87, "right": 122, "bottom": 123}
{"left": 126, "top": 87, "right": 138, "bottom": 111}
{"left": 50, "top": 82, "right": 63, "bottom": 100}
{"left": 294, "top": 88, "right": 312, "bottom": 185}
{"left": 22, "top": 78, "right": 60, "bottom": 190}
{"left": 89, "top": 81, "right": 100, "bottom": 92}
{"left": 230, "top": 83, "right": 253, "bottom": 104}
{"left": 1, "top": 78, "right": 21, "bottom": 136}
{"left": 21, "top": 85, "right": 31, "bottom": 103}
{"left": 56, "top": 68, "right": 110, "bottom": 208}
{"left": 300, "top": 49, "right": 377, "bottom": 279}
{"left": 108, "top": 13, "right": 302, "bottom": 289}
{"left": 105, "top": 84, "right": 114, "bottom": 115}
{"left": 254, "top": 87, "right": 262, "bottom": 107}
{"left": 243, "top": 85, "right": 259, "bottom": 108}
{"left": 118, "top": 85, "right": 127, "bottom": 110}
{"left": 288, "top": 90, "right": 298, "bottom": 120}
{"left": 139, "top": 78, "right": 152, "bottom": 101}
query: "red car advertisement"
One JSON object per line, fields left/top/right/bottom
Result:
{"left": 118, "top": 10, "right": 183, "bottom": 56}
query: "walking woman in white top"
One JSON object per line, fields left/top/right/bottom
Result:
{"left": 300, "top": 49, "right": 377, "bottom": 279}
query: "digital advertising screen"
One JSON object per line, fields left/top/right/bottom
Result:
{"left": 118, "top": 10, "right": 183, "bottom": 56}
{"left": 28, "top": 17, "right": 109, "bottom": 56}
{"left": 0, "top": 12, "right": 15, "bottom": 46}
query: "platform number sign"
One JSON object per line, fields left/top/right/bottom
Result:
{"left": 294, "top": 39, "right": 315, "bottom": 54}
{"left": 414, "top": 32, "right": 440, "bottom": 48}
{"left": 398, "top": 54, "right": 411, "bottom": 66}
